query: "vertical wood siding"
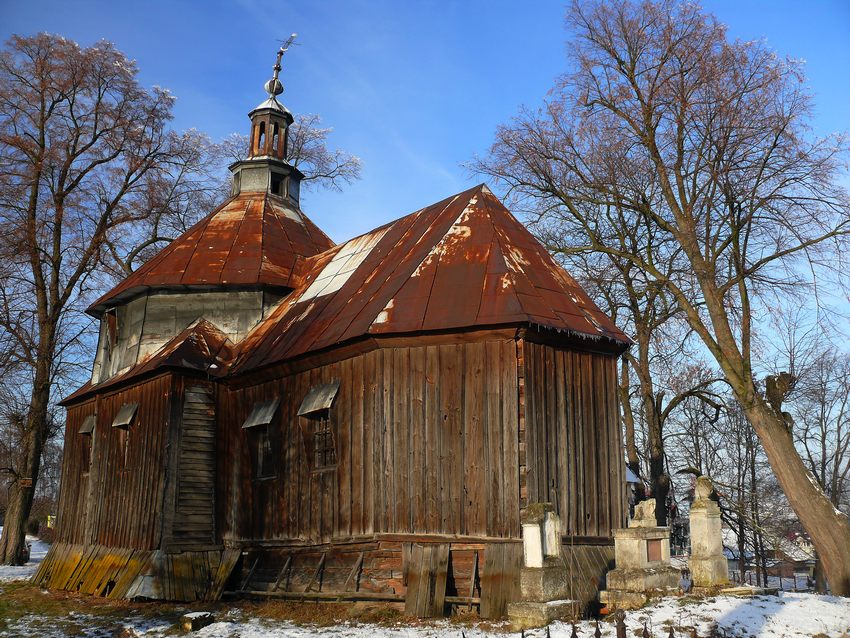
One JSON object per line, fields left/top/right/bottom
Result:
{"left": 217, "top": 339, "right": 521, "bottom": 543}
{"left": 522, "top": 341, "right": 626, "bottom": 538}
{"left": 57, "top": 375, "right": 173, "bottom": 550}
{"left": 57, "top": 399, "right": 97, "bottom": 545}
{"left": 168, "top": 382, "right": 217, "bottom": 547}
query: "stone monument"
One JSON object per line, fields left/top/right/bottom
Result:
{"left": 689, "top": 476, "right": 729, "bottom": 588}
{"left": 507, "top": 503, "right": 576, "bottom": 629}
{"left": 599, "top": 499, "right": 679, "bottom": 609}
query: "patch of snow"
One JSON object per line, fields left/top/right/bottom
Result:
{"left": 0, "top": 530, "right": 49, "bottom": 582}
{"left": 127, "top": 593, "right": 847, "bottom": 638}
{"left": 183, "top": 611, "right": 214, "bottom": 619}
{"left": 0, "top": 591, "right": 846, "bottom": 637}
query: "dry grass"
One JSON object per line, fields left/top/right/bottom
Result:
{"left": 0, "top": 581, "right": 513, "bottom": 635}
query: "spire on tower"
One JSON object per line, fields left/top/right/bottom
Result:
{"left": 263, "top": 34, "right": 297, "bottom": 99}
{"left": 230, "top": 37, "right": 305, "bottom": 204}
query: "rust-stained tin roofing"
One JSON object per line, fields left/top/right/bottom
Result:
{"left": 62, "top": 319, "right": 235, "bottom": 405}
{"left": 87, "top": 193, "right": 334, "bottom": 317}
{"left": 232, "top": 184, "right": 629, "bottom": 373}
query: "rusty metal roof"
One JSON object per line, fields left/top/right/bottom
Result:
{"left": 62, "top": 319, "right": 235, "bottom": 404}
{"left": 233, "top": 184, "right": 629, "bottom": 373}
{"left": 87, "top": 193, "right": 334, "bottom": 317}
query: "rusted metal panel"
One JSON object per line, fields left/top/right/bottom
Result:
{"left": 231, "top": 185, "right": 628, "bottom": 374}
{"left": 87, "top": 193, "right": 334, "bottom": 317}
{"left": 63, "top": 319, "right": 235, "bottom": 405}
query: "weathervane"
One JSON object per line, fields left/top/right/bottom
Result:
{"left": 264, "top": 33, "right": 298, "bottom": 98}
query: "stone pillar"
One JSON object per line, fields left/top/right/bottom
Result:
{"left": 599, "top": 499, "right": 679, "bottom": 610}
{"left": 689, "top": 476, "right": 729, "bottom": 588}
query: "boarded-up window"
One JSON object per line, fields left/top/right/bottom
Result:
{"left": 255, "top": 427, "right": 275, "bottom": 479}
{"left": 112, "top": 403, "right": 137, "bottom": 469}
{"left": 243, "top": 399, "right": 280, "bottom": 479}
{"left": 298, "top": 381, "right": 340, "bottom": 471}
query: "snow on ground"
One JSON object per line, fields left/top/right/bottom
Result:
{"left": 89, "top": 593, "right": 850, "bottom": 638}
{"left": 0, "top": 536, "right": 847, "bottom": 638}
{"left": 0, "top": 529, "right": 49, "bottom": 582}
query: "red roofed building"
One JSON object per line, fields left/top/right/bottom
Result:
{"left": 38, "top": 50, "right": 630, "bottom": 618}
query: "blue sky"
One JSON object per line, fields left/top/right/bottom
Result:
{"left": 2, "top": 0, "right": 849, "bottom": 243}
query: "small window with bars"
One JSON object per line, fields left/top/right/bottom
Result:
{"left": 310, "top": 410, "right": 336, "bottom": 470}
{"left": 297, "top": 381, "right": 340, "bottom": 472}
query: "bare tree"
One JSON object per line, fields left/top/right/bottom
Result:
{"left": 0, "top": 33, "right": 189, "bottom": 564}
{"left": 477, "top": 0, "right": 850, "bottom": 593}
{"left": 790, "top": 345, "right": 850, "bottom": 515}
{"left": 539, "top": 220, "right": 719, "bottom": 524}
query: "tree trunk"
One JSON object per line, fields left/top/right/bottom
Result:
{"left": 814, "top": 553, "right": 828, "bottom": 593}
{"left": 742, "top": 399, "right": 850, "bottom": 595}
{"left": 0, "top": 427, "right": 43, "bottom": 564}
{"left": 643, "top": 390, "right": 669, "bottom": 526}
{"left": 633, "top": 337, "right": 669, "bottom": 526}
{"left": 619, "top": 361, "right": 645, "bottom": 516}
{"left": 0, "top": 341, "right": 51, "bottom": 565}
{"left": 737, "top": 516, "right": 747, "bottom": 585}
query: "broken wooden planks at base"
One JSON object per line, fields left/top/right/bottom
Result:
{"left": 32, "top": 541, "right": 240, "bottom": 602}
{"left": 479, "top": 542, "right": 522, "bottom": 619}
{"left": 403, "top": 543, "right": 449, "bottom": 618}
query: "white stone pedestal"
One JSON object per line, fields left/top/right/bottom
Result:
{"left": 508, "top": 503, "right": 577, "bottom": 629}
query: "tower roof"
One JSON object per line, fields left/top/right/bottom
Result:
{"left": 232, "top": 184, "right": 629, "bottom": 372}
{"left": 87, "top": 192, "right": 334, "bottom": 317}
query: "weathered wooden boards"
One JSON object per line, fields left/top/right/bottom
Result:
{"left": 480, "top": 543, "right": 522, "bottom": 619}
{"left": 57, "top": 374, "right": 173, "bottom": 549}
{"left": 217, "top": 339, "right": 521, "bottom": 544}
{"left": 404, "top": 543, "right": 450, "bottom": 617}
{"left": 522, "top": 341, "right": 626, "bottom": 538}
{"left": 169, "top": 384, "right": 217, "bottom": 547}
{"left": 32, "top": 542, "right": 239, "bottom": 602}
{"left": 560, "top": 543, "right": 616, "bottom": 614}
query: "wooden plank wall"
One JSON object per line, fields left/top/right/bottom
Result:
{"left": 57, "top": 374, "right": 173, "bottom": 550}
{"left": 169, "top": 382, "right": 217, "bottom": 547}
{"left": 521, "top": 341, "right": 626, "bottom": 538}
{"left": 217, "top": 339, "right": 521, "bottom": 544}
{"left": 57, "top": 399, "right": 97, "bottom": 546}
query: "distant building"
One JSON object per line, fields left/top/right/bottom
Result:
{"left": 35, "top": 52, "right": 630, "bottom": 617}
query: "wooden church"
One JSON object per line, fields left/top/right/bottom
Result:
{"left": 34, "top": 48, "right": 630, "bottom": 618}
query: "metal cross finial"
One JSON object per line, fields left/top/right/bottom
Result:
{"left": 264, "top": 33, "right": 297, "bottom": 98}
